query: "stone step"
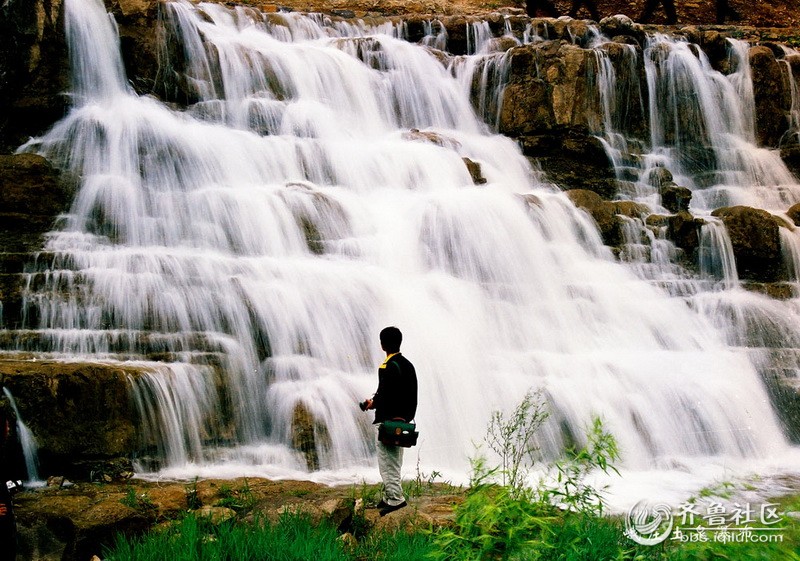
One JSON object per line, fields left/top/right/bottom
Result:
{"left": 0, "top": 252, "right": 31, "bottom": 274}
{"left": 0, "top": 328, "right": 231, "bottom": 357}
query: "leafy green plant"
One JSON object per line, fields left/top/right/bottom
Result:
{"left": 121, "top": 486, "right": 157, "bottom": 514}
{"left": 215, "top": 480, "right": 256, "bottom": 512}
{"left": 353, "top": 479, "right": 381, "bottom": 506}
{"left": 542, "top": 416, "right": 619, "bottom": 516}
{"left": 185, "top": 477, "right": 201, "bottom": 510}
{"left": 430, "top": 460, "right": 554, "bottom": 561}
{"left": 484, "top": 389, "right": 548, "bottom": 494}
{"left": 403, "top": 457, "right": 460, "bottom": 499}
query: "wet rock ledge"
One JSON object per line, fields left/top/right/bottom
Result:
{"left": 0, "top": 359, "right": 146, "bottom": 480}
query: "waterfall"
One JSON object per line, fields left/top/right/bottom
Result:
{"left": 780, "top": 227, "right": 800, "bottom": 289}
{"left": 641, "top": 35, "right": 800, "bottom": 211}
{"left": 2, "top": 388, "right": 41, "bottom": 484}
{"left": 698, "top": 219, "right": 739, "bottom": 289}
{"left": 10, "top": 0, "right": 796, "bottom": 498}
{"left": 779, "top": 47, "right": 800, "bottom": 142}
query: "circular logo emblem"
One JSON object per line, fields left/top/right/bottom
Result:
{"left": 625, "top": 500, "right": 673, "bottom": 545}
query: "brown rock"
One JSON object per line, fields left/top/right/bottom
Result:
{"left": 783, "top": 143, "right": 800, "bottom": 178}
{"left": 0, "top": 360, "right": 147, "bottom": 478}
{"left": 0, "top": 154, "right": 70, "bottom": 221}
{"left": 321, "top": 497, "right": 356, "bottom": 531}
{"left": 519, "top": 129, "right": 616, "bottom": 196}
{"left": 565, "top": 189, "right": 629, "bottom": 246}
{"left": 667, "top": 211, "right": 702, "bottom": 257}
{"left": 660, "top": 183, "right": 692, "bottom": 213}
{"left": 290, "top": 402, "right": 330, "bottom": 471}
{"left": 0, "top": 0, "right": 69, "bottom": 149}
{"left": 645, "top": 166, "right": 673, "bottom": 189}
{"left": 402, "top": 128, "right": 462, "bottom": 150}
{"left": 196, "top": 505, "right": 237, "bottom": 524}
{"left": 698, "top": 30, "right": 731, "bottom": 73}
{"left": 787, "top": 203, "right": 800, "bottom": 227}
{"left": 599, "top": 14, "right": 645, "bottom": 46}
{"left": 711, "top": 205, "right": 787, "bottom": 281}
{"left": 462, "top": 157, "right": 487, "bottom": 184}
{"left": 15, "top": 482, "right": 152, "bottom": 561}
{"left": 750, "top": 45, "right": 791, "bottom": 148}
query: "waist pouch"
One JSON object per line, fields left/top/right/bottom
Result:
{"left": 378, "top": 419, "right": 419, "bottom": 448}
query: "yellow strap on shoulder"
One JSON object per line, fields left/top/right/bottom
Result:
{"left": 379, "top": 352, "right": 399, "bottom": 369}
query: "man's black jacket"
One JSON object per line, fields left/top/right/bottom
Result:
{"left": 372, "top": 353, "right": 417, "bottom": 424}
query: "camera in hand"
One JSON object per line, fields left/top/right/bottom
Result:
{"left": 5, "top": 480, "right": 22, "bottom": 495}
{"left": 359, "top": 400, "right": 369, "bottom": 411}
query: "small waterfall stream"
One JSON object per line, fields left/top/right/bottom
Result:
{"left": 7, "top": 0, "right": 800, "bottom": 502}
{"left": 3, "top": 388, "right": 41, "bottom": 484}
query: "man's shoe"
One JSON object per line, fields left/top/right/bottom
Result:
{"left": 379, "top": 501, "right": 407, "bottom": 517}
{"left": 375, "top": 500, "right": 389, "bottom": 509}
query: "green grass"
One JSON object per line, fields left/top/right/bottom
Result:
{"left": 106, "top": 512, "right": 357, "bottom": 561}
{"left": 105, "top": 495, "right": 800, "bottom": 561}
{"left": 106, "top": 510, "right": 439, "bottom": 561}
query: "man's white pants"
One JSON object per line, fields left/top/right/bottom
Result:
{"left": 377, "top": 431, "right": 405, "bottom": 506}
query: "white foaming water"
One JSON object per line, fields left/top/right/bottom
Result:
{"left": 3, "top": 388, "right": 41, "bottom": 485}
{"left": 781, "top": 46, "right": 800, "bottom": 145}
{"left": 11, "top": 0, "right": 798, "bottom": 503}
{"left": 642, "top": 35, "right": 800, "bottom": 212}
{"left": 698, "top": 219, "right": 738, "bottom": 289}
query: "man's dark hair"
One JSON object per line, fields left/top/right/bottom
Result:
{"left": 380, "top": 326, "right": 402, "bottom": 353}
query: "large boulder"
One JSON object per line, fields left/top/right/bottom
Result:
{"left": 660, "top": 183, "right": 692, "bottom": 213}
{"left": 519, "top": 128, "right": 616, "bottom": 197}
{"left": 0, "top": 360, "right": 148, "bottom": 478}
{"left": 599, "top": 14, "right": 645, "bottom": 47}
{"left": 749, "top": 45, "right": 791, "bottom": 148}
{"left": 500, "top": 42, "right": 600, "bottom": 136}
{"left": 666, "top": 211, "right": 704, "bottom": 259}
{"left": 711, "top": 205, "right": 787, "bottom": 282}
{"left": 787, "top": 202, "right": 800, "bottom": 227}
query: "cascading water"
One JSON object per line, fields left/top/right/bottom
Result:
{"left": 585, "top": 24, "right": 800, "bottom": 503}
{"left": 8, "top": 0, "right": 799, "bottom": 505}
{"left": 2, "top": 388, "right": 41, "bottom": 484}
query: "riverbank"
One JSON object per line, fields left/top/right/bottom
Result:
{"left": 12, "top": 474, "right": 800, "bottom": 560}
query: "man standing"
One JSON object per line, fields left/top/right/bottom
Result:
{"left": 363, "top": 326, "right": 418, "bottom": 516}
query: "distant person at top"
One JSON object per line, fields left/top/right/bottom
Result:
{"left": 525, "top": 0, "right": 559, "bottom": 18}
{"left": 637, "top": 0, "right": 677, "bottom": 24}
{"left": 569, "top": 0, "right": 600, "bottom": 21}
{"left": 716, "top": 0, "right": 741, "bottom": 23}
